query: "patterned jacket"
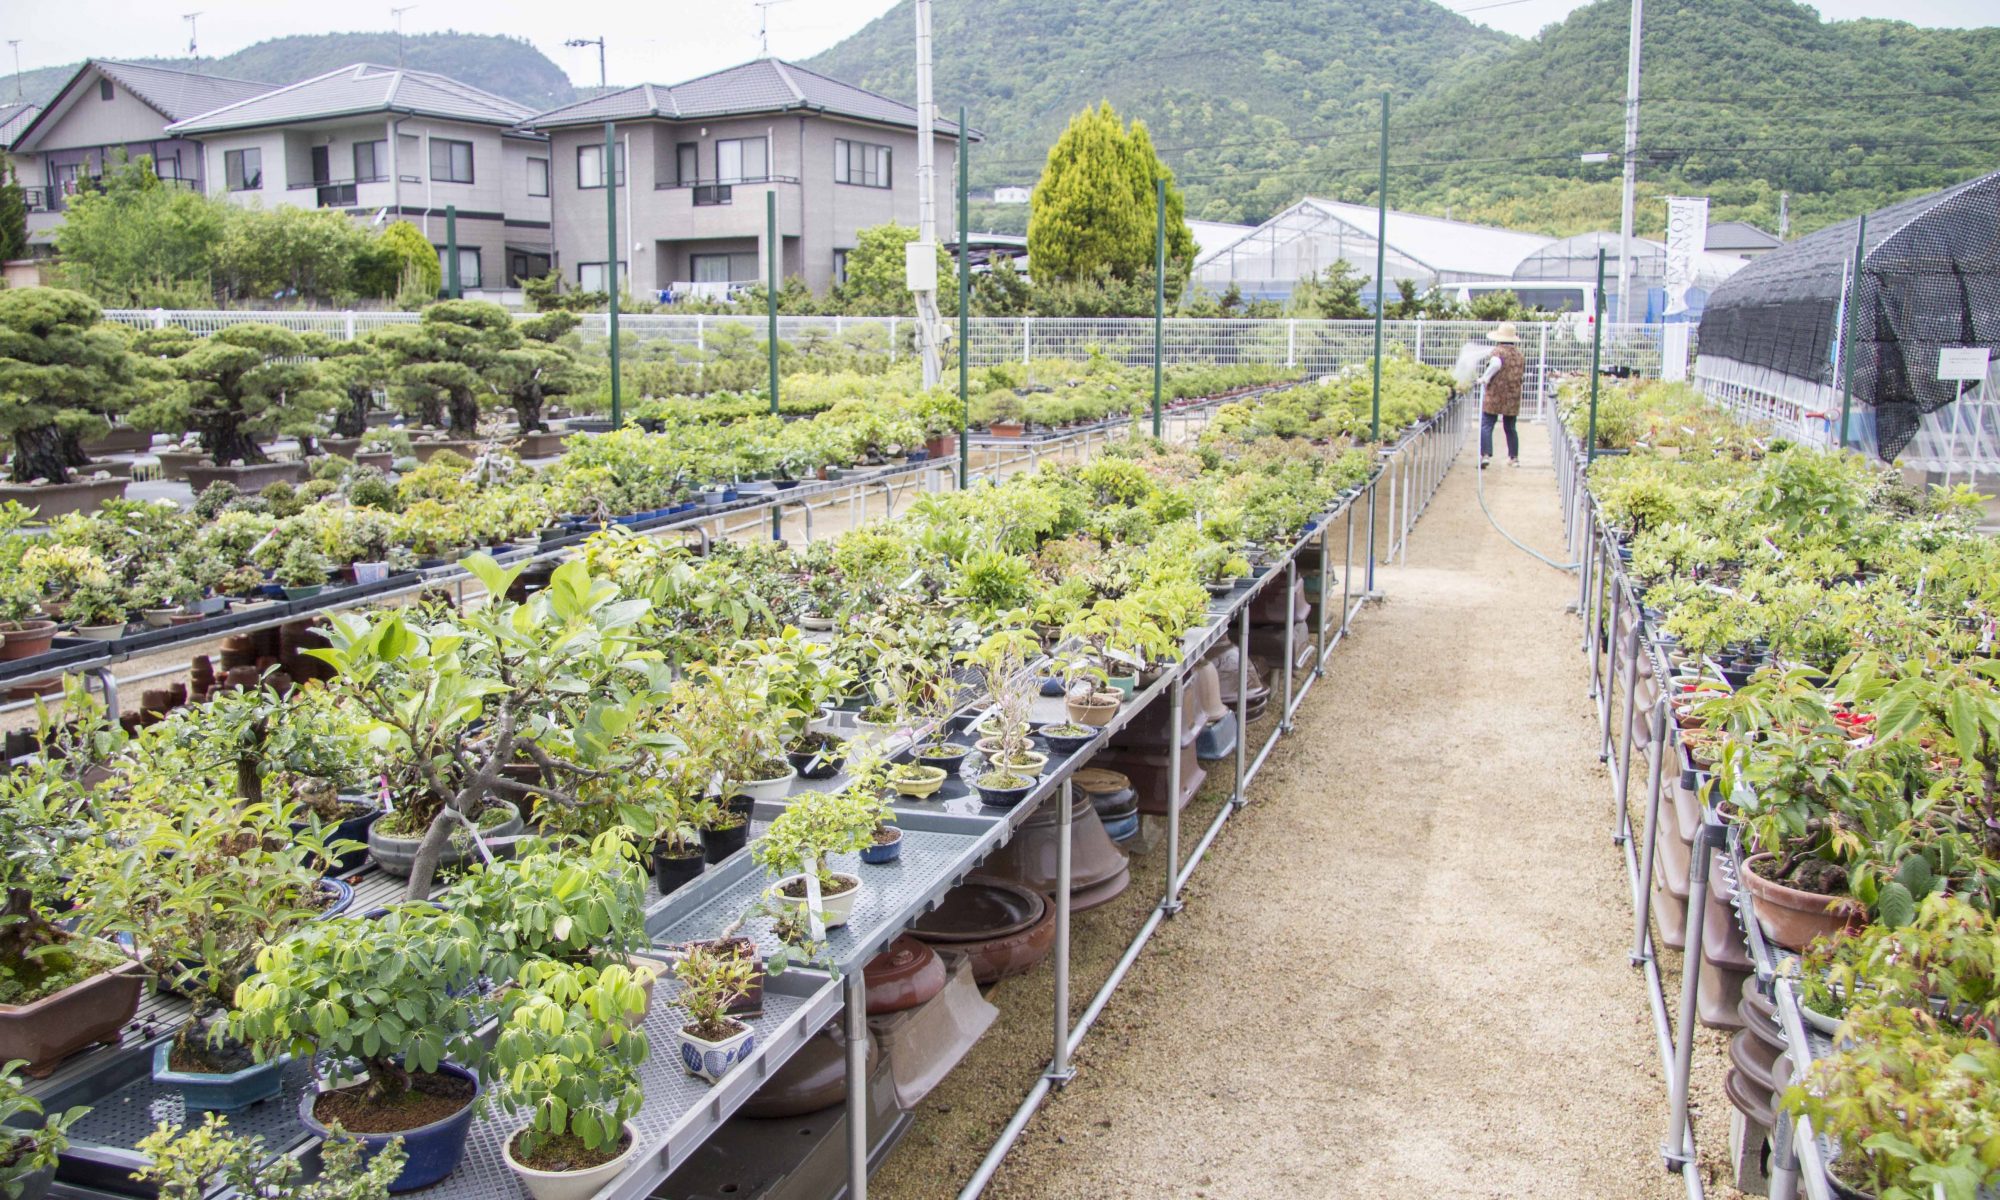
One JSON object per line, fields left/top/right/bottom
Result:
{"left": 1483, "top": 344, "right": 1525, "bottom": 416}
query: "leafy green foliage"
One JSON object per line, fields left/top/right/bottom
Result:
{"left": 1028, "top": 103, "right": 1195, "bottom": 295}
{"left": 136, "top": 1112, "right": 406, "bottom": 1200}
{"left": 0, "top": 287, "right": 140, "bottom": 483}
{"left": 132, "top": 321, "right": 337, "bottom": 465}
{"left": 491, "top": 960, "right": 649, "bottom": 1156}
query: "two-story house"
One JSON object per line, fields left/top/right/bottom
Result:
{"left": 165, "top": 64, "right": 553, "bottom": 296}
{"left": 521, "top": 58, "right": 973, "bottom": 298}
{"left": 6, "top": 60, "right": 274, "bottom": 249}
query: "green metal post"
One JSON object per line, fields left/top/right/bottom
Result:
{"left": 957, "top": 106, "right": 971, "bottom": 489}
{"left": 767, "top": 191, "right": 780, "bottom": 414}
{"left": 444, "top": 205, "right": 460, "bottom": 299}
{"left": 1153, "top": 176, "right": 1166, "bottom": 440}
{"left": 1587, "top": 248, "right": 1606, "bottom": 465}
{"left": 604, "top": 123, "right": 620, "bottom": 428}
{"left": 1369, "top": 91, "right": 1388, "bottom": 443}
{"left": 1838, "top": 214, "right": 1867, "bottom": 451}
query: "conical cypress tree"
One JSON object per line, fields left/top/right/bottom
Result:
{"left": 1028, "top": 102, "right": 1195, "bottom": 293}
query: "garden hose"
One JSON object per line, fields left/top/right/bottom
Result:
{"left": 1471, "top": 380, "right": 1578, "bottom": 573}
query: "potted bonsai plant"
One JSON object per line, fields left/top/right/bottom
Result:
{"left": 131, "top": 321, "right": 331, "bottom": 491}
{"left": 230, "top": 905, "right": 490, "bottom": 1192}
{"left": 0, "top": 1060, "right": 85, "bottom": 1200}
{"left": 751, "top": 788, "right": 890, "bottom": 929}
{"left": 0, "top": 288, "right": 139, "bottom": 517}
{"left": 63, "top": 579, "right": 128, "bottom": 641}
{"left": 493, "top": 958, "right": 650, "bottom": 1200}
{"left": 275, "top": 542, "right": 331, "bottom": 601}
{"left": 133, "top": 1108, "right": 406, "bottom": 1200}
{"left": 671, "top": 942, "right": 759, "bottom": 1084}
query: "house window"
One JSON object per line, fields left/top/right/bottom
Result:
{"left": 834, "top": 139, "right": 890, "bottom": 188}
{"left": 690, "top": 254, "right": 736, "bottom": 284}
{"left": 577, "top": 143, "right": 624, "bottom": 189}
{"left": 715, "top": 137, "right": 767, "bottom": 185}
{"left": 833, "top": 249, "right": 851, "bottom": 287}
{"left": 576, "top": 261, "right": 625, "bottom": 292}
{"left": 429, "top": 138, "right": 474, "bottom": 184}
{"left": 99, "top": 79, "right": 114, "bottom": 101}
{"left": 508, "top": 251, "right": 551, "bottom": 285}
{"left": 527, "top": 157, "right": 549, "bottom": 197}
{"left": 437, "top": 246, "right": 483, "bottom": 290}
{"left": 224, "top": 148, "right": 262, "bottom": 191}
{"left": 676, "top": 143, "right": 699, "bottom": 185}
{"left": 353, "top": 140, "right": 386, "bottom": 183}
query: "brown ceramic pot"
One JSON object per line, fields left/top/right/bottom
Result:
{"left": 910, "top": 879, "right": 1055, "bottom": 985}
{"left": 1739, "top": 853, "right": 1852, "bottom": 951}
{"left": 862, "top": 936, "right": 946, "bottom": 1016}
{"left": 971, "top": 792, "right": 1129, "bottom": 909}
{"left": 0, "top": 620, "right": 58, "bottom": 661}
{"left": 0, "top": 954, "right": 143, "bottom": 1077}
{"left": 739, "top": 1023, "right": 877, "bottom": 1119}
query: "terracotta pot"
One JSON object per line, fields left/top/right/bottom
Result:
{"left": 1065, "top": 695, "right": 1119, "bottom": 727}
{"left": 910, "top": 878, "right": 1055, "bottom": 984}
{"left": 1739, "top": 853, "right": 1852, "bottom": 951}
{"left": 0, "top": 620, "right": 58, "bottom": 661}
{"left": 988, "top": 421, "right": 1025, "bottom": 438}
{"left": 0, "top": 954, "right": 143, "bottom": 1077}
{"left": 862, "top": 936, "right": 946, "bottom": 1015}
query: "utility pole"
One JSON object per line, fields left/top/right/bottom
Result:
{"left": 957, "top": 105, "right": 970, "bottom": 490}
{"left": 911, "top": 0, "right": 942, "bottom": 388}
{"left": 1616, "top": 0, "right": 1642, "bottom": 325}
{"left": 564, "top": 37, "right": 606, "bottom": 90}
{"left": 391, "top": 6, "right": 418, "bottom": 68}
{"left": 605, "top": 121, "right": 621, "bottom": 428}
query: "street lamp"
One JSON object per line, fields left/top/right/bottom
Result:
{"left": 565, "top": 37, "right": 606, "bottom": 91}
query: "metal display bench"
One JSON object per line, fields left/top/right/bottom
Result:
{"left": 25, "top": 393, "right": 1467, "bottom": 1200}
{"left": 1549, "top": 415, "right": 1839, "bottom": 1200}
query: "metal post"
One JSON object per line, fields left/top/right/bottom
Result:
{"left": 844, "top": 969, "right": 869, "bottom": 1200}
{"left": 1279, "top": 560, "right": 1296, "bottom": 732}
{"left": 1616, "top": 0, "right": 1644, "bottom": 326}
{"left": 1232, "top": 605, "right": 1249, "bottom": 806}
{"left": 1838, "top": 214, "right": 1868, "bottom": 450}
{"left": 1314, "top": 524, "right": 1330, "bottom": 668}
{"left": 444, "top": 205, "right": 460, "bottom": 299}
{"left": 1587, "top": 248, "right": 1606, "bottom": 464}
{"left": 1369, "top": 91, "right": 1388, "bottom": 444}
{"left": 1601, "top": 583, "right": 1624, "bottom": 762}
{"left": 604, "top": 123, "right": 621, "bottom": 428}
{"left": 1153, "top": 176, "right": 1166, "bottom": 440}
{"left": 958, "top": 106, "right": 971, "bottom": 489}
{"left": 767, "top": 190, "right": 780, "bottom": 415}
{"left": 1615, "top": 619, "right": 1641, "bottom": 836}
{"left": 1162, "top": 677, "right": 1184, "bottom": 915}
{"left": 1049, "top": 781, "right": 1075, "bottom": 1083}
{"left": 1665, "top": 824, "right": 1717, "bottom": 1170}
{"left": 1632, "top": 700, "right": 1668, "bottom": 964}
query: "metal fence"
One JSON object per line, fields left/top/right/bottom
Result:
{"left": 104, "top": 310, "right": 1690, "bottom": 419}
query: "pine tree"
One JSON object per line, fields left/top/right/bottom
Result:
{"left": 0, "top": 159, "right": 27, "bottom": 264}
{"left": 1027, "top": 103, "right": 1193, "bottom": 294}
{"left": 0, "top": 289, "right": 140, "bottom": 484}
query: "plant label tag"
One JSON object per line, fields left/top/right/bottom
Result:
{"left": 1937, "top": 346, "right": 1990, "bottom": 382}
{"left": 801, "top": 853, "right": 826, "bottom": 942}
{"left": 378, "top": 773, "right": 394, "bottom": 813}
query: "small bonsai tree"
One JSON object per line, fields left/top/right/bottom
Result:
{"left": 673, "top": 942, "right": 758, "bottom": 1043}
{"left": 441, "top": 836, "right": 649, "bottom": 983}
{"left": 751, "top": 788, "right": 889, "bottom": 896}
{"left": 132, "top": 323, "right": 337, "bottom": 466}
{"left": 491, "top": 959, "right": 649, "bottom": 1166}
{"left": 0, "top": 287, "right": 140, "bottom": 484}
{"left": 135, "top": 1112, "right": 406, "bottom": 1200}
{"left": 0, "top": 1060, "right": 86, "bottom": 1195}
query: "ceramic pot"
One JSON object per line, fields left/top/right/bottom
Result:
{"left": 787, "top": 735, "right": 845, "bottom": 779}
{"left": 974, "top": 774, "right": 1035, "bottom": 809}
{"left": 739, "top": 1025, "right": 875, "bottom": 1118}
{"left": 770, "top": 872, "right": 861, "bottom": 927}
{"left": 973, "top": 791, "right": 1129, "bottom": 910}
{"left": 861, "top": 827, "right": 903, "bottom": 864}
{"left": 676, "top": 1018, "right": 755, "bottom": 1083}
{"left": 0, "top": 954, "right": 143, "bottom": 1076}
{"left": 1739, "top": 853, "right": 1852, "bottom": 951}
{"left": 71, "top": 622, "right": 125, "bottom": 641}
{"left": 0, "top": 620, "right": 57, "bottom": 661}
{"left": 862, "top": 936, "right": 946, "bottom": 1015}
{"left": 151, "top": 1041, "right": 285, "bottom": 1114}
{"left": 735, "top": 766, "right": 796, "bottom": 803}
{"left": 910, "top": 879, "right": 1055, "bottom": 985}
{"left": 1065, "top": 695, "right": 1119, "bottom": 727}
{"left": 890, "top": 766, "right": 947, "bottom": 798}
{"left": 1035, "top": 724, "right": 1098, "bottom": 755}
{"left": 296, "top": 798, "right": 381, "bottom": 874}
{"left": 503, "top": 1121, "right": 640, "bottom": 1200}
{"left": 915, "top": 743, "right": 973, "bottom": 771}
{"left": 366, "top": 803, "right": 522, "bottom": 878}
{"left": 991, "top": 750, "right": 1048, "bottom": 776}
{"left": 300, "top": 1061, "right": 481, "bottom": 1193}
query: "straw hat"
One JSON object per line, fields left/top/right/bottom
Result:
{"left": 1488, "top": 322, "right": 1521, "bottom": 344}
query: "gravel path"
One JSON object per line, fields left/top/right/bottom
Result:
{"left": 873, "top": 432, "right": 1710, "bottom": 1200}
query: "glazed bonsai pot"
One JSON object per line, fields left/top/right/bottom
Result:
{"left": 988, "top": 421, "right": 1025, "bottom": 438}
{"left": 0, "top": 620, "right": 58, "bottom": 662}
{"left": 1739, "top": 853, "right": 1852, "bottom": 951}
{"left": 974, "top": 774, "right": 1036, "bottom": 809}
{"left": 909, "top": 878, "right": 1056, "bottom": 985}
{"left": 314, "top": 877, "right": 356, "bottom": 919}
{"left": 991, "top": 751, "right": 1048, "bottom": 777}
{"left": 862, "top": 936, "right": 947, "bottom": 1015}
{"left": 70, "top": 622, "right": 126, "bottom": 642}
{"left": 889, "top": 766, "right": 947, "bottom": 798}
{"left": 301, "top": 1060, "right": 481, "bottom": 1193}
{"left": 365, "top": 802, "right": 523, "bottom": 878}
{"left": 183, "top": 460, "right": 305, "bottom": 493}
{"left": 739, "top": 1025, "right": 875, "bottom": 1118}
{"left": 508, "top": 430, "right": 569, "bottom": 460}
{"left": 503, "top": 1121, "right": 638, "bottom": 1200}
{"left": 653, "top": 843, "right": 706, "bottom": 896}
{"left": 0, "top": 954, "right": 144, "bottom": 1076}
{"left": 677, "top": 1018, "right": 755, "bottom": 1084}
{"left": 150, "top": 1040, "right": 285, "bottom": 1114}
{"left": 1036, "top": 724, "right": 1098, "bottom": 755}
{"left": 915, "top": 742, "right": 972, "bottom": 771}
{"left": 771, "top": 872, "right": 862, "bottom": 927}
{"left": 734, "top": 765, "right": 797, "bottom": 803}
{"left": 861, "top": 827, "right": 903, "bottom": 864}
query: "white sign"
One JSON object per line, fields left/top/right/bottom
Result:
{"left": 1663, "top": 196, "right": 1709, "bottom": 317}
{"left": 1937, "top": 346, "right": 1991, "bottom": 383}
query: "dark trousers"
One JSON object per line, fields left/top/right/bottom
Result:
{"left": 1480, "top": 412, "right": 1518, "bottom": 461}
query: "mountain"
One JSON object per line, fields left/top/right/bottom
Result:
{"left": 11, "top": 32, "right": 577, "bottom": 114}
{"left": 807, "top": 0, "right": 2000, "bottom": 240}
{"left": 804, "top": 0, "right": 1519, "bottom": 222}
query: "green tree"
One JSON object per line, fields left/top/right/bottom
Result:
{"left": 835, "top": 223, "right": 951, "bottom": 315}
{"left": 0, "top": 288, "right": 140, "bottom": 484}
{"left": 373, "top": 300, "right": 514, "bottom": 436}
{"left": 1292, "top": 259, "right": 1370, "bottom": 320}
{"left": 132, "top": 323, "right": 335, "bottom": 466}
{"left": 307, "top": 334, "right": 387, "bottom": 439}
{"left": 493, "top": 310, "right": 584, "bottom": 432}
{"left": 215, "top": 207, "right": 386, "bottom": 305}
{"left": 1027, "top": 102, "right": 1194, "bottom": 294}
{"left": 1468, "top": 290, "right": 1526, "bottom": 322}
{"left": 50, "top": 155, "right": 228, "bottom": 307}
{"left": 375, "top": 219, "right": 441, "bottom": 303}
{"left": 0, "top": 159, "right": 27, "bottom": 264}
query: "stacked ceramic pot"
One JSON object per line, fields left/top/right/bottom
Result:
{"left": 1074, "top": 766, "right": 1140, "bottom": 843}
{"left": 1246, "top": 576, "right": 1315, "bottom": 677}
{"left": 1090, "top": 677, "right": 1206, "bottom": 817}
{"left": 1189, "top": 659, "right": 1237, "bottom": 763}
{"left": 909, "top": 878, "right": 1056, "bottom": 984}
{"left": 972, "top": 790, "right": 1130, "bottom": 911}
{"left": 1208, "top": 638, "right": 1272, "bottom": 723}
{"left": 1724, "top": 977, "right": 1791, "bottom": 1196}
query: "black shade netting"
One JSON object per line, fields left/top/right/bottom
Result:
{"left": 1697, "top": 170, "right": 2000, "bottom": 461}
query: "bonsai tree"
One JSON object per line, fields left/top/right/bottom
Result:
{"left": 132, "top": 323, "right": 336, "bottom": 467}
{"left": 0, "top": 287, "right": 140, "bottom": 484}
{"left": 751, "top": 788, "right": 889, "bottom": 896}
{"left": 0, "top": 1060, "right": 86, "bottom": 1196}
{"left": 490, "top": 959, "right": 649, "bottom": 1170}
{"left": 671, "top": 942, "right": 758, "bottom": 1061}
{"left": 440, "top": 836, "right": 649, "bottom": 983}
{"left": 493, "top": 310, "right": 584, "bottom": 434}
{"left": 135, "top": 1112, "right": 405, "bottom": 1200}
{"left": 374, "top": 301, "right": 516, "bottom": 438}
{"left": 308, "top": 334, "right": 387, "bottom": 441}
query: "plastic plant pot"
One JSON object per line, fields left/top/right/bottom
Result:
{"left": 503, "top": 1121, "right": 641, "bottom": 1200}
{"left": 653, "top": 844, "right": 706, "bottom": 896}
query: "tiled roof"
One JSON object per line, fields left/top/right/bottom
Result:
{"left": 522, "top": 57, "right": 973, "bottom": 137}
{"left": 94, "top": 61, "right": 273, "bottom": 121}
{"left": 167, "top": 63, "right": 536, "bottom": 134}
{"left": 0, "top": 102, "right": 39, "bottom": 148}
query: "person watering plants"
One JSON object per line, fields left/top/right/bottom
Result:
{"left": 1477, "top": 322, "right": 1526, "bottom": 468}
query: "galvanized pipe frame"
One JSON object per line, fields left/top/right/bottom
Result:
{"left": 957, "top": 398, "right": 1466, "bottom": 1200}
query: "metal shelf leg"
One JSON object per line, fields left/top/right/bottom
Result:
{"left": 1048, "top": 781, "right": 1075, "bottom": 1085}
{"left": 1162, "top": 677, "right": 1185, "bottom": 916}
{"left": 845, "top": 969, "right": 870, "bottom": 1200}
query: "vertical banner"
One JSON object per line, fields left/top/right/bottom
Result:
{"left": 1663, "top": 196, "right": 1709, "bottom": 318}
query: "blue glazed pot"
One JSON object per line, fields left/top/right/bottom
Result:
{"left": 301, "top": 1061, "right": 481, "bottom": 1193}
{"left": 314, "top": 877, "right": 355, "bottom": 919}
{"left": 860, "top": 830, "right": 902, "bottom": 864}
{"left": 676, "top": 1022, "right": 755, "bottom": 1084}
{"left": 151, "top": 1041, "right": 286, "bottom": 1114}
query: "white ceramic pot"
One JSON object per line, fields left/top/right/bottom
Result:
{"left": 502, "top": 1121, "right": 641, "bottom": 1200}
{"left": 675, "top": 1019, "right": 756, "bottom": 1084}
{"left": 72, "top": 623, "right": 125, "bottom": 641}
{"left": 771, "top": 872, "right": 862, "bottom": 928}
{"left": 734, "top": 766, "right": 797, "bottom": 804}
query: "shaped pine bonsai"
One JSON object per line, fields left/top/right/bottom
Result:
{"left": 0, "top": 287, "right": 140, "bottom": 484}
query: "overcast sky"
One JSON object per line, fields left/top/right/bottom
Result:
{"left": 6, "top": 0, "right": 1992, "bottom": 87}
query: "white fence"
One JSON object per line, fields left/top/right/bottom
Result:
{"left": 105, "top": 310, "right": 1690, "bottom": 419}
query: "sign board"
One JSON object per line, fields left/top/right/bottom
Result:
{"left": 904, "top": 241, "right": 939, "bottom": 292}
{"left": 1937, "top": 346, "right": 1991, "bottom": 383}
{"left": 1663, "top": 197, "right": 1709, "bottom": 317}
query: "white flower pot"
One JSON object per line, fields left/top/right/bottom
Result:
{"left": 771, "top": 872, "right": 861, "bottom": 928}
{"left": 676, "top": 1019, "right": 756, "bottom": 1084}
{"left": 502, "top": 1121, "right": 640, "bottom": 1200}
{"left": 734, "top": 766, "right": 797, "bottom": 803}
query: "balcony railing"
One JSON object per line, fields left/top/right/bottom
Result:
{"left": 655, "top": 175, "right": 800, "bottom": 207}
{"left": 287, "top": 176, "right": 384, "bottom": 208}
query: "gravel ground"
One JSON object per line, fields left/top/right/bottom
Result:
{"left": 873, "top": 431, "right": 1736, "bottom": 1200}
